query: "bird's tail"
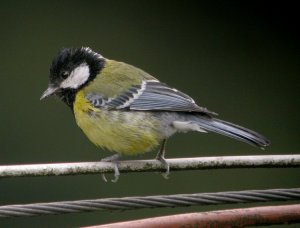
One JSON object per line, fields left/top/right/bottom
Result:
{"left": 191, "top": 115, "right": 270, "bottom": 148}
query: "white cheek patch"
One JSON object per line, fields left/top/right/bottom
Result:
{"left": 60, "top": 63, "right": 90, "bottom": 89}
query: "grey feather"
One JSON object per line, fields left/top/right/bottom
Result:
{"left": 84, "top": 91, "right": 270, "bottom": 148}
{"left": 130, "top": 81, "right": 202, "bottom": 112}
{"left": 86, "top": 80, "right": 217, "bottom": 115}
{"left": 85, "top": 93, "right": 108, "bottom": 108}
{"left": 190, "top": 115, "right": 270, "bottom": 148}
{"left": 85, "top": 80, "right": 217, "bottom": 115}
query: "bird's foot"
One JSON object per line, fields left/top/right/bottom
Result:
{"left": 101, "top": 154, "right": 120, "bottom": 183}
{"left": 156, "top": 154, "right": 170, "bottom": 179}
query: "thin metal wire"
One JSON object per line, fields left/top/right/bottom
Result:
{"left": 0, "top": 188, "right": 299, "bottom": 218}
{"left": 1, "top": 155, "right": 300, "bottom": 178}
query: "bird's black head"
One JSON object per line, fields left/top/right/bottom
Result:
{"left": 41, "top": 47, "right": 105, "bottom": 107}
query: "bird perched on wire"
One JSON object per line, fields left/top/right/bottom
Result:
{"left": 41, "top": 47, "right": 270, "bottom": 182}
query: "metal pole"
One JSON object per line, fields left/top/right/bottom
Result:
{"left": 84, "top": 204, "right": 300, "bottom": 228}
{"left": 1, "top": 155, "right": 300, "bottom": 178}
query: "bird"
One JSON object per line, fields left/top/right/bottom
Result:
{"left": 40, "top": 47, "right": 270, "bottom": 182}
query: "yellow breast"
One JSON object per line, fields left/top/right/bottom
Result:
{"left": 73, "top": 90, "right": 161, "bottom": 155}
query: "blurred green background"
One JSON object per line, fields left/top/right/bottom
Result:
{"left": 0, "top": 1, "right": 299, "bottom": 227}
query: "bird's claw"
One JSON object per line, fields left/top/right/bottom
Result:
{"left": 111, "top": 164, "right": 120, "bottom": 183}
{"left": 101, "top": 154, "right": 120, "bottom": 183}
{"left": 101, "top": 173, "right": 108, "bottom": 182}
{"left": 156, "top": 154, "right": 170, "bottom": 179}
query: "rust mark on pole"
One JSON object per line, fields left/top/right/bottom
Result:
{"left": 83, "top": 204, "right": 300, "bottom": 228}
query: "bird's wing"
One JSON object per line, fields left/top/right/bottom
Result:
{"left": 86, "top": 80, "right": 217, "bottom": 115}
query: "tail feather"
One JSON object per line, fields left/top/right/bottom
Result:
{"left": 193, "top": 116, "right": 270, "bottom": 148}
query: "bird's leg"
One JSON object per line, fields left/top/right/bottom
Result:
{"left": 155, "top": 139, "right": 170, "bottom": 179}
{"left": 101, "top": 153, "right": 120, "bottom": 183}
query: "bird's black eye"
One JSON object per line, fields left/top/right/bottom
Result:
{"left": 61, "top": 71, "right": 69, "bottom": 79}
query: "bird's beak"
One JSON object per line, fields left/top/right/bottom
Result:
{"left": 40, "top": 85, "right": 59, "bottom": 100}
